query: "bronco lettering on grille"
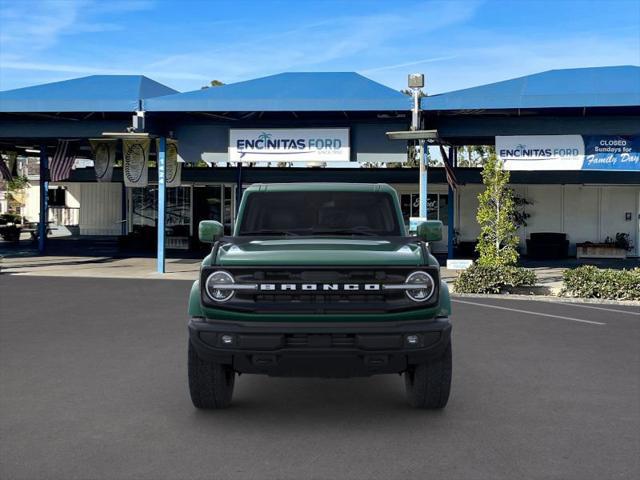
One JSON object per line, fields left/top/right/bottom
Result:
{"left": 258, "top": 283, "right": 381, "bottom": 292}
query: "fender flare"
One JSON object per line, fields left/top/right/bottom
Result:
{"left": 188, "top": 280, "right": 204, "bottom": 317}
{"left": 437, "top": 280, "right": 451, "bottom": 317}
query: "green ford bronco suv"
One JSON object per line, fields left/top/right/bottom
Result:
{"left": 188, "top": 183, "right": 452, "bottom": 409}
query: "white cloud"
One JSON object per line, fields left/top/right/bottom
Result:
{"left": 1, "top": 0, "right": 637, "bottom": 95}
{"left": 360, "top": 56, "right": 459, "bottom": 74}
{"left": 0, "top": 0, "right": 153, "bottom": 56}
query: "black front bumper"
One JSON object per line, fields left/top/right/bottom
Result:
{"left": 189, "top": 317, "right": 451, "bottom": 378}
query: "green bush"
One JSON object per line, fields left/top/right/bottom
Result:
{"left": 562, "top": 266, "right": 640, "bottom": 301}
{"left": 453, "top": 264, "right": 536, "bottom": 294}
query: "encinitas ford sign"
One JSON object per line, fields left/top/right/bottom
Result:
{"left": 497, "top": 135, "right": 585, "bottom": 170}
{"left": 497, "top": 135, "right": 640, "bottom": 171}
{"left": 229, "top": 128, "right": 350, "bottom": 163}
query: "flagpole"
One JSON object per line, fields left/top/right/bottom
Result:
{"left": 447, "top": 146, "right": 456, "bottom": 259}
{"left": 38, "top": 145, "right": 48, "bottom": 254}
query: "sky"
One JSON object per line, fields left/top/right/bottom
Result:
{"left": 0, "top": 0, "right": 639, "bottom": 94}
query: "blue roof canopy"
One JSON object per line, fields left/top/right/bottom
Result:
{"left": 0, "top": 75, "right": 178, "bottom": 113}
{"left": 145, "top": 72, "right": 411, "bottom": 112}
{"left": 422, "top": 66, "right": 640, "bottom": 111}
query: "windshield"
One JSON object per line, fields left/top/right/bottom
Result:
{"left": 237, "top": 191, "right": 402, "bottom": 236}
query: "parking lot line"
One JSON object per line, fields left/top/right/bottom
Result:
{"left": 452, "top": 299, "right": 607, "bottom": 326}
{"left": 537, "top": 301, "right": 640, "bottom": 316}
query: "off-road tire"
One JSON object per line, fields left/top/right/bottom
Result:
{"left": 404, "top": 342, "right": 452, "bottom": 409}
{"left": 188, "top": 340, "right": 235, "bottom": 409}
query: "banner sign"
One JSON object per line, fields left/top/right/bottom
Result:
{"left": 497, "top": 135, "right": 640, "bottom": 171}
{"left": 582, "top": 136, "right": 640, "bottom": 171}
{"left": 123, "top": 138, "right": 149, "bottom": 187}
{"left": 90, "top": 139, "right": 116, "bottom": 182}
{"left": 496, "top": 135, "right": 585, "bottom": 170}
{"left": 446, "top": 259, "right": 473, "bottom": 270}
{"left": 229, "top": 128, "right": 350, "bottom": 163}
{"left": 156, "top": 138, "right": 181, "bottom": 187}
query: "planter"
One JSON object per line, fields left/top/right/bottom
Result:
{"left": 576, "top": 243, "right": 627, "bottom": 259}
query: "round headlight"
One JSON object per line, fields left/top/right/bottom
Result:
{"left": 205, "top": 271, "right": 235, "bottom": 302}
{"left": 405, "top": 271, "right": 435, "bottom": 302}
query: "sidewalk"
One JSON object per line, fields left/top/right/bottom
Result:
{"left": 4, "top": 254, "right": 620, "bottom": 294}
{"left": 0, "top": 255, "right": 201, "bottom": 281}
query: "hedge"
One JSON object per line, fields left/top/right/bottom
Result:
{"left": 561, "top": 266, "right": 640, "bottom": 301}
{"left": 453, "top": 264, "right": 536, "bottom": 294}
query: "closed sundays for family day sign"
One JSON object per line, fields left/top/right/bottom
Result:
{"left": 229, "top": 128, "right": 350, "bottom": 163}
{"left": 496, "top": 135, "right": 640, "bottom": 171}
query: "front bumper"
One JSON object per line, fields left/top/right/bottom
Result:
{"left": 189, "top": 317, "right": 451, "bottom": 378}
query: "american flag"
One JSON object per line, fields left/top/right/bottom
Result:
{"left": 439, "top": 145, "right": 458, "bottom": 190}
{"left": 0, "top": 156, "right": 12, "bottom": 181}
{"left": 49, "top": 140, "right": 78, "bottom": 182}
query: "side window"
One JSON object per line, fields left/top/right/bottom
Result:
{"left": 48, "top": 188, "right": 66, "bottom": 207}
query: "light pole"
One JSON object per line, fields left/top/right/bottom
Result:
{"left": 408, "top": 73, "right": 427, "bottom": 218}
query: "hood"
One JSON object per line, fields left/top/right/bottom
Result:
{"left": 216, "top": 237, "right": 423, "bottom": 266}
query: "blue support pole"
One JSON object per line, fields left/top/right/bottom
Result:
{"left": 157, "top": 137, "right": 166, "bottom": 273}
{"left": 38, "top": 145, "right": 48, "bottom": 254}
{"left": 121, "top": 182, "right": 127, "bottom": 236}
{"left": 447, "top": 146, "right": 456, "bottom": 259}
{"left": 418, "top": 140, "right": 428, "bottom": 218}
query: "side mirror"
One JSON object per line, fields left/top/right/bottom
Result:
{"left": 416, "top": 220, "right": 443, "bottom": 242}
{"left": 198, "top": 220, "right": 224, "bottom": 243}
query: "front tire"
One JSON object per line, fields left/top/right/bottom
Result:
{"left": 188, "top": 340, "right": 235, "bottom": 409}
{"left": 404, "top": 342, "right": 452, "bottom": 409}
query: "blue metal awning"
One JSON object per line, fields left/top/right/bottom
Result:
{"left": 145, "top": 72, "right": 411, "bottom": 112}
{"left": 422, "top": 66, "right": 640, "bottom": 111}
{"left": 0, "top": 75, "right": 178, "bottom": 113}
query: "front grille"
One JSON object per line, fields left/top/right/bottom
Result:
{"left": 201, "top": 266, "right": 439, "bottom": 313}
{"left": 254, "top": 293, "right": 390, "bottom": 303}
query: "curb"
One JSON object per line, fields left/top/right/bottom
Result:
{"left": 452, "top": 292, "right": 640, "bottom": 307}
{"left": 446, "top": 281, "right": 561, "bottom": 296}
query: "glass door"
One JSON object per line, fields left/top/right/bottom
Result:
{"left": 400, "top": 192, "right": 449, "bottom": 253}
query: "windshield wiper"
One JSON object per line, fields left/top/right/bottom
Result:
{"left": 239, "top": 229, "right": 300, "bottom": 236}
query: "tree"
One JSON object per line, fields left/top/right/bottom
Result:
{"left": 201, "top": 80, "right": 225, "bottom": 89}
{"left": 475, "top": 153, "right": 519, "bottom": 266}
{"left": 5, "top": 175, "right": 29, "bottom": 215}
{"left": 456, "top": 145, "right": 495, "bottom": 167}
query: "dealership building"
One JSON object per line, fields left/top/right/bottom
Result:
{"left": 1, "top": 65, "right": 639, "bottom": 266}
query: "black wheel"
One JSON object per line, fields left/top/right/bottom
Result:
{"left": 188, "top": 340, "right": 235, "bottom": 409}
{"left": 404, "top": 342, "right": 452, "bottom": 409}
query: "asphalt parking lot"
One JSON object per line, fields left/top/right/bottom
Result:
{"left": 1, "top": 275, "right": 638, "bottom": 480}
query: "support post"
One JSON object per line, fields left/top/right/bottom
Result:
{"left": 157, "top": 137, "right": 166, "bottom": 273}
{"left": 235, "top": 162, "right": 243, "bottom": 214}
{"left": 447, "top": 146, "right": 456, "bottom": 259}
{"left": 419, "top": 140, "right": 428, "bottom": 218}
{"left": 38, "top": 145, "right": 48, "bottom": 254}
{"left": 121, "top": 182, "right": 127, "bottom": 236}
{"left": 410, "top": 81, "right": 427, "bottom": 219}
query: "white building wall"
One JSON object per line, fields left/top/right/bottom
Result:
{"left": 562, "top": 186, "right": 599, "bottom": 255}
{"left": 456, "top": 184, "right": 483, "bottom": 242}
{"left": 456, "top": 183, "right": 640, "bottom": 257}
{"left": 64, "top": 184, "right": 81, "bottom": 208}
{"left": 599, "top": 186, "right": 639, "bottom": 256}
{"left": 23, "top": 182, "right": 41, "bottom": 222}
{"left": 78, "top": 182, "right": 122, "bottom": 235}
{"left": 523, "top": 186, "right": 563, "bottom": 234}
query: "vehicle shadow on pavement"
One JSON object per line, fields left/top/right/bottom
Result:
{"left": 184, "top": 375, "right": 451, "bottom": 426}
